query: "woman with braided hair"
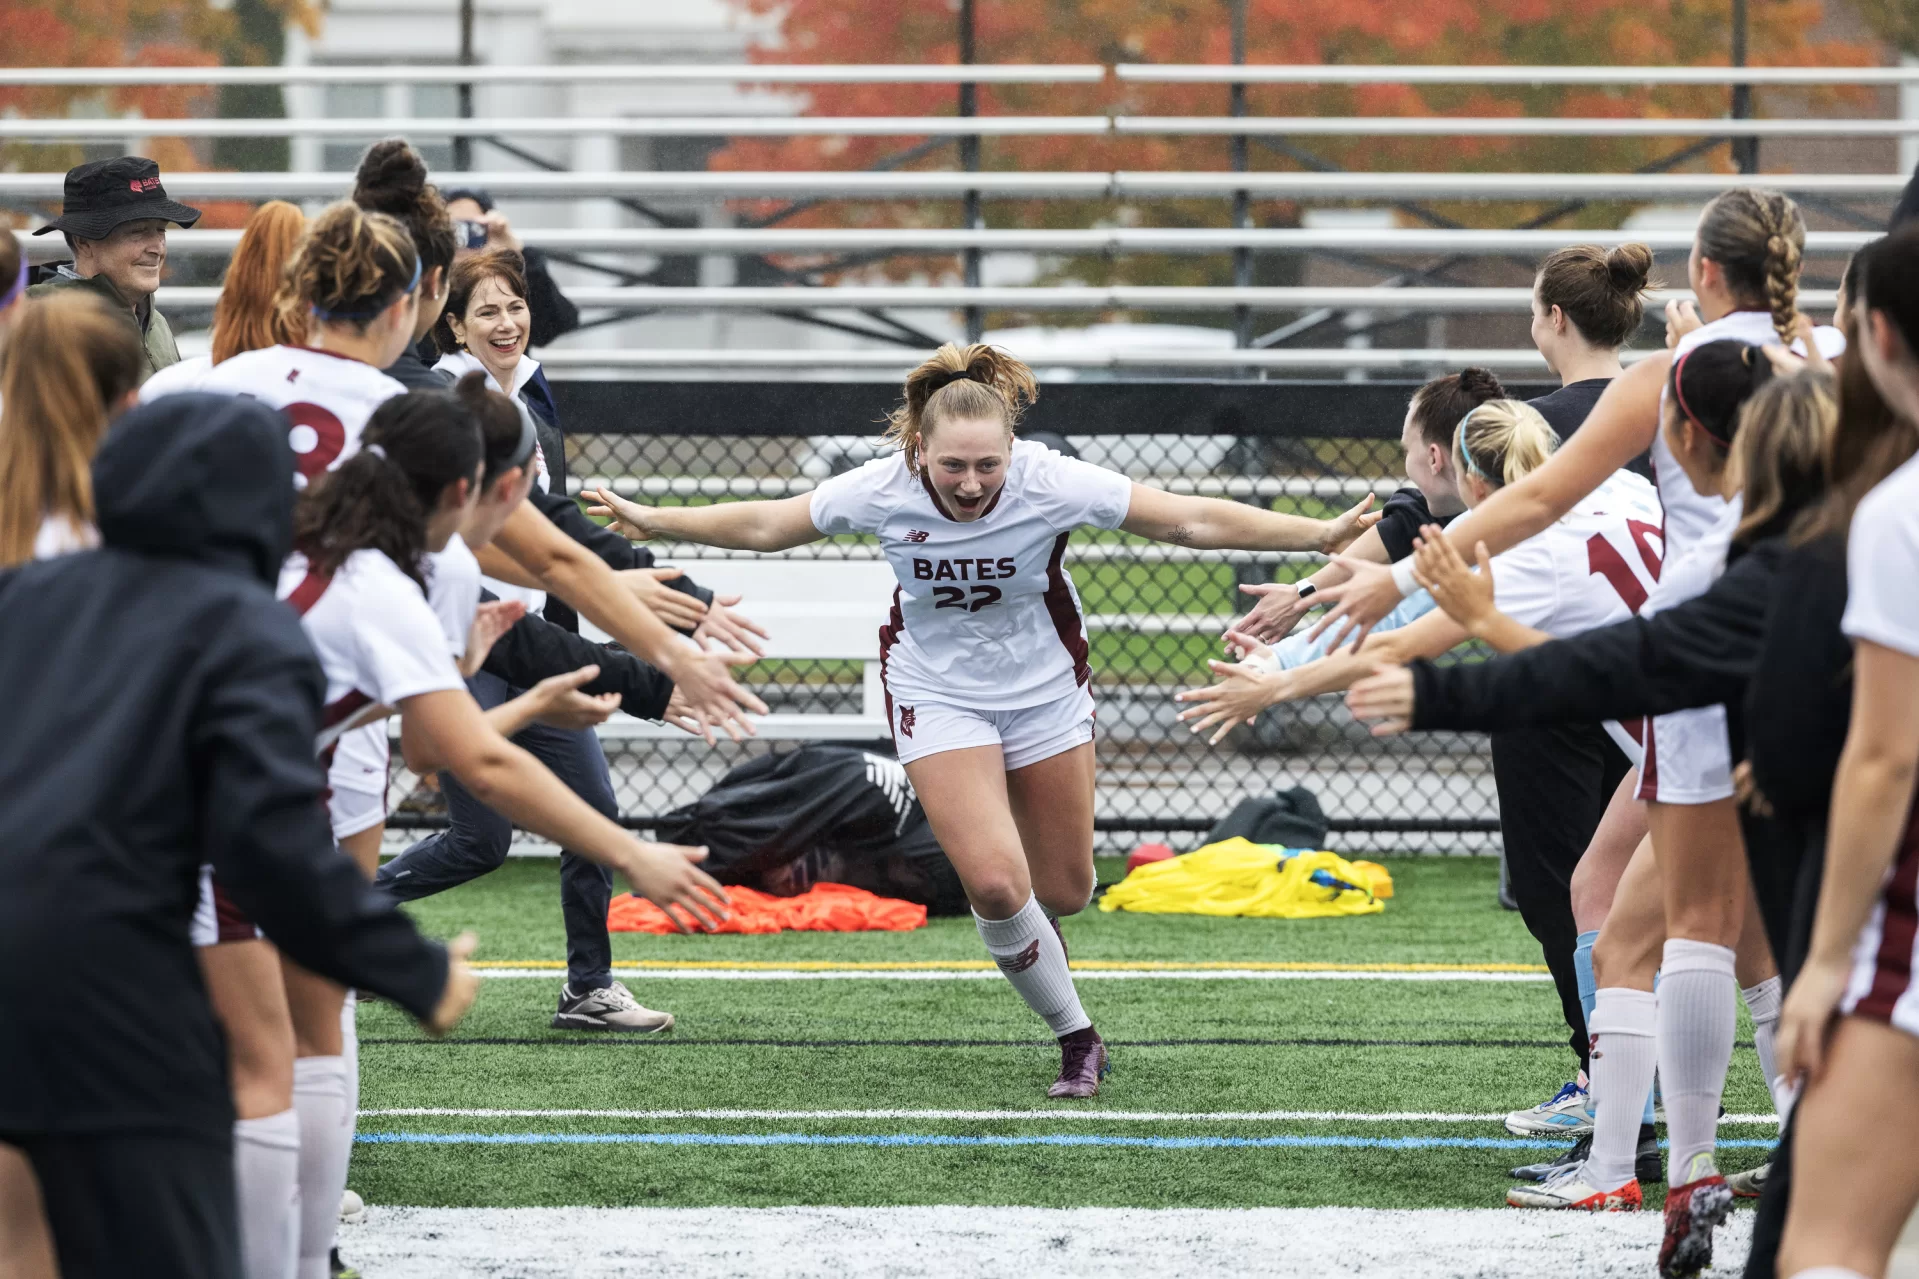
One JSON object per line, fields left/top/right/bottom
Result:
{"left": 585, "top": 341, "right": 1380, "bottom": 1098}
{"left": 1303, "top": 187, "right": 1841, "bottom": 1278}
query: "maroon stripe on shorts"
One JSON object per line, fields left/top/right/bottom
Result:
{"left": 878, "top": 585, "right": 903, "bottom": 741}
{"left": 210, "top": 876, "right": 257, "bottom": 944}
{"left": 1636, "top": 717, "right": 1660, "bottom": 800}
{"left": 1856, "top": 800, "right": 1919, "bottom": 1021}
{"left": 1041, "top": 532, "right": 1091, "bottom": 688}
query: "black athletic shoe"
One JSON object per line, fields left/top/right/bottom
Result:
{"left": 330, "top": 1247, "right": 361, "bottom": 1279}
{"left": 1637, "top": 1122, "right": 1666, "bottom": 1185}
{"left": 1511, "top": 1134, "right": 1590, "bottom": 1182}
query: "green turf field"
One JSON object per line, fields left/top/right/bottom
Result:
{"left": 354, "top": 855, "right": 1776, "bottom": 1214}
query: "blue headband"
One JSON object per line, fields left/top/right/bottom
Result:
{"left": 1454, "top": 410, "right": 1493, "bottom": 482}
{"left": 309, "top": 254, "right": 422, "bottom": 321}
{"left": 0, "top": 250, "right": 25, "bottom": 311}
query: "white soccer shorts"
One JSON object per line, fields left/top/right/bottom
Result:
{"left": 889, "top": 684, "right": 1096, "bottom": 771}
{"left": 1633, "top": 705, "right": 1734, "bottom": 805}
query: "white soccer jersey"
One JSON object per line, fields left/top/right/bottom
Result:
{"left": 810, "top": 439, "right": 1134, "bottom": 711}
{"left": 278, "top": 548, "right": 466, "bottom": 766}
{"left": 1487, "top": 469, "right": 1666, "bottom": 635}
{"left": 327, "top": 535, "right": 482, "bottom": 797}
{"left": 1656, "top": 311, "right": 1844, "bottom": 560}
{"left": 1844, "top": 450, "right": 1919, "bottom": 658}
{"left": 197, "top": 345, "right": 407, "bottom": 489}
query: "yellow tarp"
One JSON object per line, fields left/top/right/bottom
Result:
{"left": 1098, "top": 838, "right": 1392, "bottom": 920}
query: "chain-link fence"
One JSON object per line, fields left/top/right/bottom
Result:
{"left": 388, "top": 385, "right": 1509, "bottom": 856}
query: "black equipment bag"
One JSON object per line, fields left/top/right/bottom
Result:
{"left": 1203, "top": 786, "right": 1330, "bottom": 850}
{"left": 652, "top": 745, "right": 969, "bottom": 915}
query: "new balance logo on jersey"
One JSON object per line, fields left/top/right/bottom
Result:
{"left": 897, "top": 705, "right": 915, "bottom": 738}
{"left": 903, "top": 529, "right": 930, "bottom": 543}
{"left": 995, "top": 940, "right": 1042, "bottom": 974}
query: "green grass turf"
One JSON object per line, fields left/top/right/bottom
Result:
{"left": 356, "top": 854, "right": 1774, "bottom": 1210}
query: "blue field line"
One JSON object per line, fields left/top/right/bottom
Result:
{"left": 357, "top": 1131, "right": 1776, "bottom": 1152}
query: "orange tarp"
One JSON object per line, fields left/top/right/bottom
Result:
{"left": 606, "top": 882, "right": 928, "bottom": 935}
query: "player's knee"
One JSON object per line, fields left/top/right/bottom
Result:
{"left": 964, "top": 875, "right": 1028, "bottom": 921}
{"left": 227, "top": 1022, "right": 296, "bottom": 1117}
{"left": 1035, "top": 872, "right": 1095, "bottom": 919}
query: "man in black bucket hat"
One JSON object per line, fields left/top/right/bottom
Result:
{"left": 30, "top": 157, "right": 202, "bottom": 376}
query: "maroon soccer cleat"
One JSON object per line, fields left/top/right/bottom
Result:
{"left": 1049, "top": 1026, "right": 1109, "bottom": 1098}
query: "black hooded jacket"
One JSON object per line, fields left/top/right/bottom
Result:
{"left": 0, "top": 394, "right": 448, "bottom": 1140}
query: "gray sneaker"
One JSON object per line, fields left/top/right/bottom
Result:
{"left": 551, "top": 981, "right": 675, "bottom": 1033}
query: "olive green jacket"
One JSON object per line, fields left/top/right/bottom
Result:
{"left": 27, "top": 268, "right": 181, "bottom": 377}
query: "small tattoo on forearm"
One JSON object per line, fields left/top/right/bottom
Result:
{"left": 1167, "top": 524, "right": 1195, "bottom": 545}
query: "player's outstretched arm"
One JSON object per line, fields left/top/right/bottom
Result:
{"left": 397, "top": 688, "right": 732, "bottom": 934}
{"left": 587, "top": 488, "right": 823, "bottom": 553}
{"left": 1410, "top": 527, "right": 1550, "bottom": 654}
{"left": 1120, "top": 483, "right": 1379, "bottom": 555}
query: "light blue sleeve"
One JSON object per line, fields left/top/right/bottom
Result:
{"left": 1269, "top": 589, "right": 1437, "bottom": 670}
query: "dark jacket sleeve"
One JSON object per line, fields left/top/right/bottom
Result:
{"left": 1409, "top": 543, "right": 1778, "bottom": 735}
{"left": 526, "top": 486, "right": 714, "bottom": 636}
{"left": 524, "top": 247, "right": 581, "bottom": 347}
{"left": 479, "top": 594, "right": 676, "bottom": 721}
{"left": 1747, "top": 536, "right": 1853, "bottom": 822}
{"left": 193, "top": 606, "right": 447, "bottom": 1021}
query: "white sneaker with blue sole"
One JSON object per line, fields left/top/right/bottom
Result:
{"left": 1504, "top": 1079, "right": 1595, "bottom": 1137}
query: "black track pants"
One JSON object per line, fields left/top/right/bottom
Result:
{"left": 1489, "top": 722, "right": 1632, "bottom": 1074}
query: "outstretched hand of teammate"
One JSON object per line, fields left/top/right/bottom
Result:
{"left": 1413, "top": 529, "right": 1498, "bottom": 637}
{"left": 585, "top": 487, "right": 669, "bottom": 541}
{"left": 1229, "top": 581, "right": 1316, "bottom": 646}
{"left": 694, "top": 594, "right": 771, "bottom": 658}
{"left": 1303, "top": 556, "right": 1401, "bottom": 653}
{"left": 525, "top": 665, "right": 623, "bottom": 730}
{"left": 665, "top": 643, "right": 768, "bottom": 745}
{"left": 1345, "top": 665, "right": 1415, "bottom": 736}
{"left": 460, "top": 599, "right": 526, "bottom": 677}
{"left": 621, "top": 841, "right": 732, "bottom": 934}
{"left": 1318, "top": 493, "right": 1381, "bottom": 556}
{"left": 424, "top": 931, "right": 481, "bottom": 1038}
{"left": 619, "top": 567, "right": 709, "bottom": 632}
{"left": 1176, "top": 639, "right": 1288, "bottom": 745}
{"left": 1777, "top": 953, "right": 1849, "bottom": 1087}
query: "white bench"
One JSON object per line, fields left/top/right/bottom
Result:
{"left": 580, "top": 558, "right": 898, "bottom": 741}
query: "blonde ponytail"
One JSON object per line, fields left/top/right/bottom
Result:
{"left": 1454, "top": 399, "right": 1560, "bottom": 488}
{"left": 884, "top": 343, "right": 1037, "bottom": 473}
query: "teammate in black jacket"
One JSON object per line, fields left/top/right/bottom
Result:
{"left": 0, "top": 394, "right": 475, "bottom": 1279}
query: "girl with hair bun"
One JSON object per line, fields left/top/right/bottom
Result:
{"left": 351, "top": 137, "right": 461, "bottom": 388}
{"left": 585, "top": 341, "right": 1381, "bottom": 1098}
{"left": 1530, "top": 242, "right": 1657, "bottom": 449}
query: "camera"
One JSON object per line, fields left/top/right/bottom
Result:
{"left": 455, "top": 219, "right": 488, "bottom": 250}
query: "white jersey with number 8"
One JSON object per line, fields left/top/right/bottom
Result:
{"left": 809, "top": 440, "right": 1133, "bottom": 711}
{"left": 195, "top": 345, "right": 407, "bottom": 488}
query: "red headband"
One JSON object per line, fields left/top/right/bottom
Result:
{"left": 1671, "top": 347, "right": 1732, "bottom": 447}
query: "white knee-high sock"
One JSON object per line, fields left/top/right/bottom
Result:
{"left": 234, "top": 1108, "right": 301, "bottom": 1279}
{"left": 1659, "top": 939, "right": 1738, "bottom": 1183}
{"left": 293, "top": 1056, "right": 351, "bottom": 1279}
{"left": 339, "top": 991, "right": 359, "bottom": 1179}
{"left": 974, "top": 894, "right": 1091, "bottom": 1037}
{"left": 1584, "top": 987, "right": 1659, "bottom": 1189}
{"left": 1785, "top": 1270, "right": 1872, "bottom": 1279}
{"left": 1740, "top": 977, "right": 1787, "bottom": 1114}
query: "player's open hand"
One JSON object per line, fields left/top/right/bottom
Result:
{"left": 1319, "top": 493, "right": 1381, "bottom": 556}
{"left": 1177, "top": 657, "right": 1289, "bottom": 745}
{"left": 1305, "top": 556, "right": 1401, "bottom": 652}
{"left": 1777, "top": 953, "right": 1849, "bottom": 1088}
{"left": 526, "top": 665, "right": 622, "bottom": 730}
{"left": 460, "top": 599, "right": 526, "bottom": 676}
{"left": 664, "top": 644, "right": 767, "bottom": 745}
{"left": 1345, "top": 665, "right": 1416, "bottom": 736}
{"left": 1414, "top": 530, "right": 1498, "bottom": 637}
{"left": 586, "top": 487, "right": 667, "bottom": 541}
{"left": 621, "top": 841, "right": 732, "bottom": 934}
{"left": 423, "top": 931, "right": 481, "bottom": 1038}
{"left": 694, "top": 594, "right": 771, "bottom": 658}
{"left": 1665, "top": 299, "right": 1703, "bottom": 350}
{"left": 618, "top": 567, "right": 708, "bottom": 631}
{"left": 1231, "top": 581, "right": 1314, "bottom": 646}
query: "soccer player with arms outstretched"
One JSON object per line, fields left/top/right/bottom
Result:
{"left": 588, "top": 343, "right": 1378, "bottom": 1097}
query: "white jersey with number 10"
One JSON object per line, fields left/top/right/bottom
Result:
{"left": 1486, "top": 468, "right": 1665, "bottom": 636}
{"left": 809, "top": 440, "right": 1134, "bottom": 712}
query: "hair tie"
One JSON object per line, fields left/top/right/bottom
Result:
{"left": 365, "top": 443, "right": 388, "bottom": 460}
{"left": 1453, "top": 410, "right": 1493, "bottom": 482}
{"left": 0, "top": 250, "right": 25, "bottom": 311}
{"left": 1671, "top": 347, "right": 1732, "bottom": 447}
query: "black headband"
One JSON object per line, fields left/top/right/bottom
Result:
{"left": 490, "top": 399, "right": 539, "bottom": 481}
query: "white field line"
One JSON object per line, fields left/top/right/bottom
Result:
{"left": 340, "top": 1205, "right": 1757, "bottom": 1279}
{"left": 360, "top": 1105, "right": 1780, "bottom": 1125}
{"left": 473, "top": 967, "right": 1553, "bottom": 982}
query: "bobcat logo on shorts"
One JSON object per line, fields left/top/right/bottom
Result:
{"left": 996, "top": 940, "right": 1042, "bottom": 974}
{"left": 903, "top": 529, "right": 930, "bottom": 543}
{"left": 897, "top": 705, "right": 915, "bottom": 738}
